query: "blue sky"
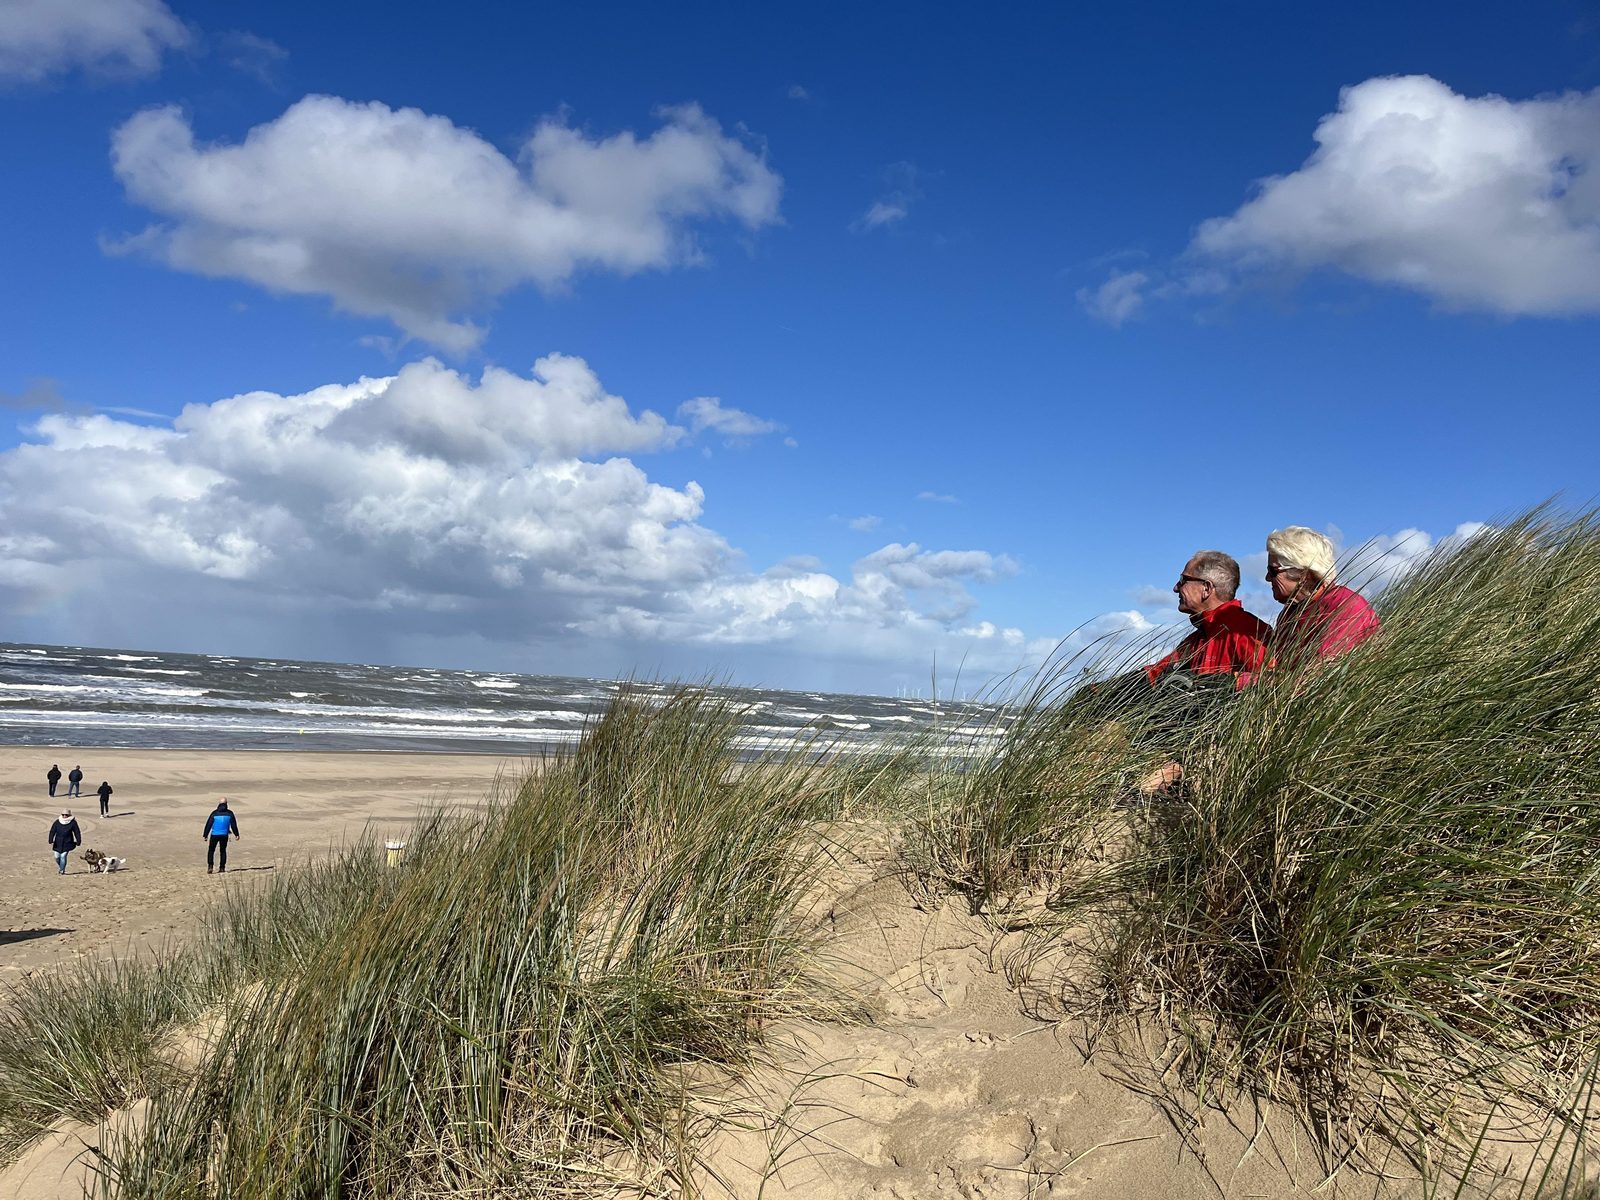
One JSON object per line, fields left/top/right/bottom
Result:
{"left": 1, "top": 0, "right": 1597, "bottom": 694}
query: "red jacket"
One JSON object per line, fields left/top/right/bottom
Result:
{"left": 1145, "top": 599, "right": 1272, "bottom": 685}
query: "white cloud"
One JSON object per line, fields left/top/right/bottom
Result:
{"left": 0, "top": 355, "right": 1048, "bottom": 691}
{"left": 846, "top": 515, "right": 882, "bottom": 533}
{"left": 1193, "top": 75, "right": 1600, "bottom": 316}
{"left": 574, "top": 543, "right": 1022, "bottom": 664}
{"left": 219, "top": 30, "right": 287, "bottom": 85}
{"left": 1131, "top": 583, "right": 1173, "bottom": 608}
{"left": 108, "top": 98, "right": 783, "bottom": 350}
{"left": 917, "top": 490, "right": 959, "bottom": 504}
{"left": 0, "top": 0, "right": 188, "bottom": 82}
{"left": 1337, "top": 521, "right": 1489, "bottom": 593}
{"left": 859, "top": 201, "right": 908, "bottom": 229}
{"left": 1077, "top": 269, "right": 1149, "bottom": 326}
{"left": 786, "top": 84, "right": 811, "bottom": 102}
{"left": 675, "top": 396, "right": 782, "bottom": 443}
{"left": 853, "top": 161, "right": 922, "bottom": 232}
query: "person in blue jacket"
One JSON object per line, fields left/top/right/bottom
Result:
{"left": 48, "top": 809, "right": 81, "bottom": 875}
{"left": 202, "top": 799, "right": 242, "bottom": 874}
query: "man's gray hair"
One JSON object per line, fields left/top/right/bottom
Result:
{"left": 1190, "top": 549, "right": 1240, "bottom": 600}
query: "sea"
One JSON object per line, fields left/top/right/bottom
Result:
{"left": 0, "top": 642, "right": 998, "bottom": 757}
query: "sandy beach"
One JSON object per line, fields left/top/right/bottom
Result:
{"left": 0, "top": 747, "right": 524, "bottom": 983}
{"left": 0, "top": 745, "right": 1559, "bottom": 1198}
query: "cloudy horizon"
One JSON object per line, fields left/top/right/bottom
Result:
{"left": 2, "top": 0, "right": 1595, "bottom": 695}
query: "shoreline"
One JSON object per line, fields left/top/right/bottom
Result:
{"left": 2, "top": 743, "right": 550, "bottom": 757}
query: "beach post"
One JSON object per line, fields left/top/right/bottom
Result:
{"left": 385, "top": 840, "right": 407, "bottom": 868}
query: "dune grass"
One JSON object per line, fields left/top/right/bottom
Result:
{"left": 908, "top": 508, "right": 1600, "bottom": 1163}
{"left": 7, "top": 512, "right": 1600, "bottom": 1192}
{"left": 0, "top": 685, "right": 842, "bottom": 1197}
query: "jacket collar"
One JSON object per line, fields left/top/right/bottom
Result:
{"left": 1189, "top": 597, "right": 1242, "bottom": 629}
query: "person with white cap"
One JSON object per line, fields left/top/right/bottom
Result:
{"left": 1262, "top": 526, "right": 1380, "bottom": 666}
{"left": 47, "top": 809, "right": 82, "bottom": 875}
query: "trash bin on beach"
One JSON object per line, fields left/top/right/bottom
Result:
{"left": 385, "top": 840, "right": 407, "bottom": 868}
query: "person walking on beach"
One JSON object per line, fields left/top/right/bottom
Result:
{"left": 97, "top": 780, "right": 113, "bottom": 817}
{"left": 47, "top": 764, "right": 61, "bottom": 797}
{"left": 48, "top": 809, "right": 81, "bottom": 875}
{"left": 203, "top": 800, "right": 241, "bottom": 874}
{"left": 67, "top": 766, "right": 83, "bottom": 798}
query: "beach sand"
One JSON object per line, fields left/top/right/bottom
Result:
{"left": 0, "top": 749, "right": 1530, "bottom": 1199}
{"left": 0, "top": 746, "right": 524, "bottom": 983}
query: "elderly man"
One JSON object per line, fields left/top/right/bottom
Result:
{"left": 1145, "top": 550, "right": 1272, "bottom": 685}
{"left": 1263, "top": 526, "right": 1380, "bottom": 664}
{"left": 1129, "top": 551, "right": 1272, "bottom": 797}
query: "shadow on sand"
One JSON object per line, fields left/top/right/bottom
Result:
{"left": 0, "top": 928, "right": 73, "bottom": 947}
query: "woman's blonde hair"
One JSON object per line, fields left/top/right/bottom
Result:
{"left": 1266, "top": 525, "right": 1337, "bottom": 582}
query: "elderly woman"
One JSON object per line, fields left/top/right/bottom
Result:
{"left": 1263, "top": 525, "right": 1380, "bottom": 664}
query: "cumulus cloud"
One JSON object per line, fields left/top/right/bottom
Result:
{"left": 574, "top": 542, "right": 1024, "bottom": 670}
{"left": 675, "top": 396, "right": 782, "bottom": 443}
{"left": 1082, "top": 75, "right": 1600, "bottom": 322}
{"left": 0, "top": 354, "right": 1044, "bottom": 690}
{"left": 0, "top": 0, "right": 188, "bottom": 82}
{"left": 1199, "top": 75, "right": 1600, "bottom": 315}
{"left": 108, "top": 98, "right": 783, "bottom": 350}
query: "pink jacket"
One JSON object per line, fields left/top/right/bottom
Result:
{"left": 1276, "top": 583, "right": 1380, "bottom": 661}
{"left": 1238, "top": 584, "right": 1380, "bottom": 686}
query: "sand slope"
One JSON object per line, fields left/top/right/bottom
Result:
{"left": 695, "top": 866, "right": 1350, "bottom": 1200}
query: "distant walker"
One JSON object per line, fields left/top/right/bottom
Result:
{"left": 203, "top": 799, "right": 242, "bottom": 874}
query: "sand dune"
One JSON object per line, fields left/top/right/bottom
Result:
{"left": 0, "top": 750, "right": 1540, "bottom": 1198}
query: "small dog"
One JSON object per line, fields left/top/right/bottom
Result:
{"left": 81, "top": 849, "right": 126, "bottom": 874}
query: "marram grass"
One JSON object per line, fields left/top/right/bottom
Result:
{"left": 0, "top": 686, "right": 841, "bottom": 1198}
{"left": 913, "top": 507, "right": 1600, "bottom": 1161}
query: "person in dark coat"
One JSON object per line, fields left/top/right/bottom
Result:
{"left": 96, "top": 780, "right": 113, "bottom": 817}
{"left": 47, "top": 764, "right": 61, "bottom": 797}
{"left": 48, "top": 810, "right": 81, "bottom": 874}
{"left": 203, "top": 799, "right": 242, "bottom": 874}
{"left": 67, "top": 766, "right": 83, "bottom": 798}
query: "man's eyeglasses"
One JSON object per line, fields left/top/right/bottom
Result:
{"left": 1176, "top": 574, "right": 1212, "bottom": 587}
